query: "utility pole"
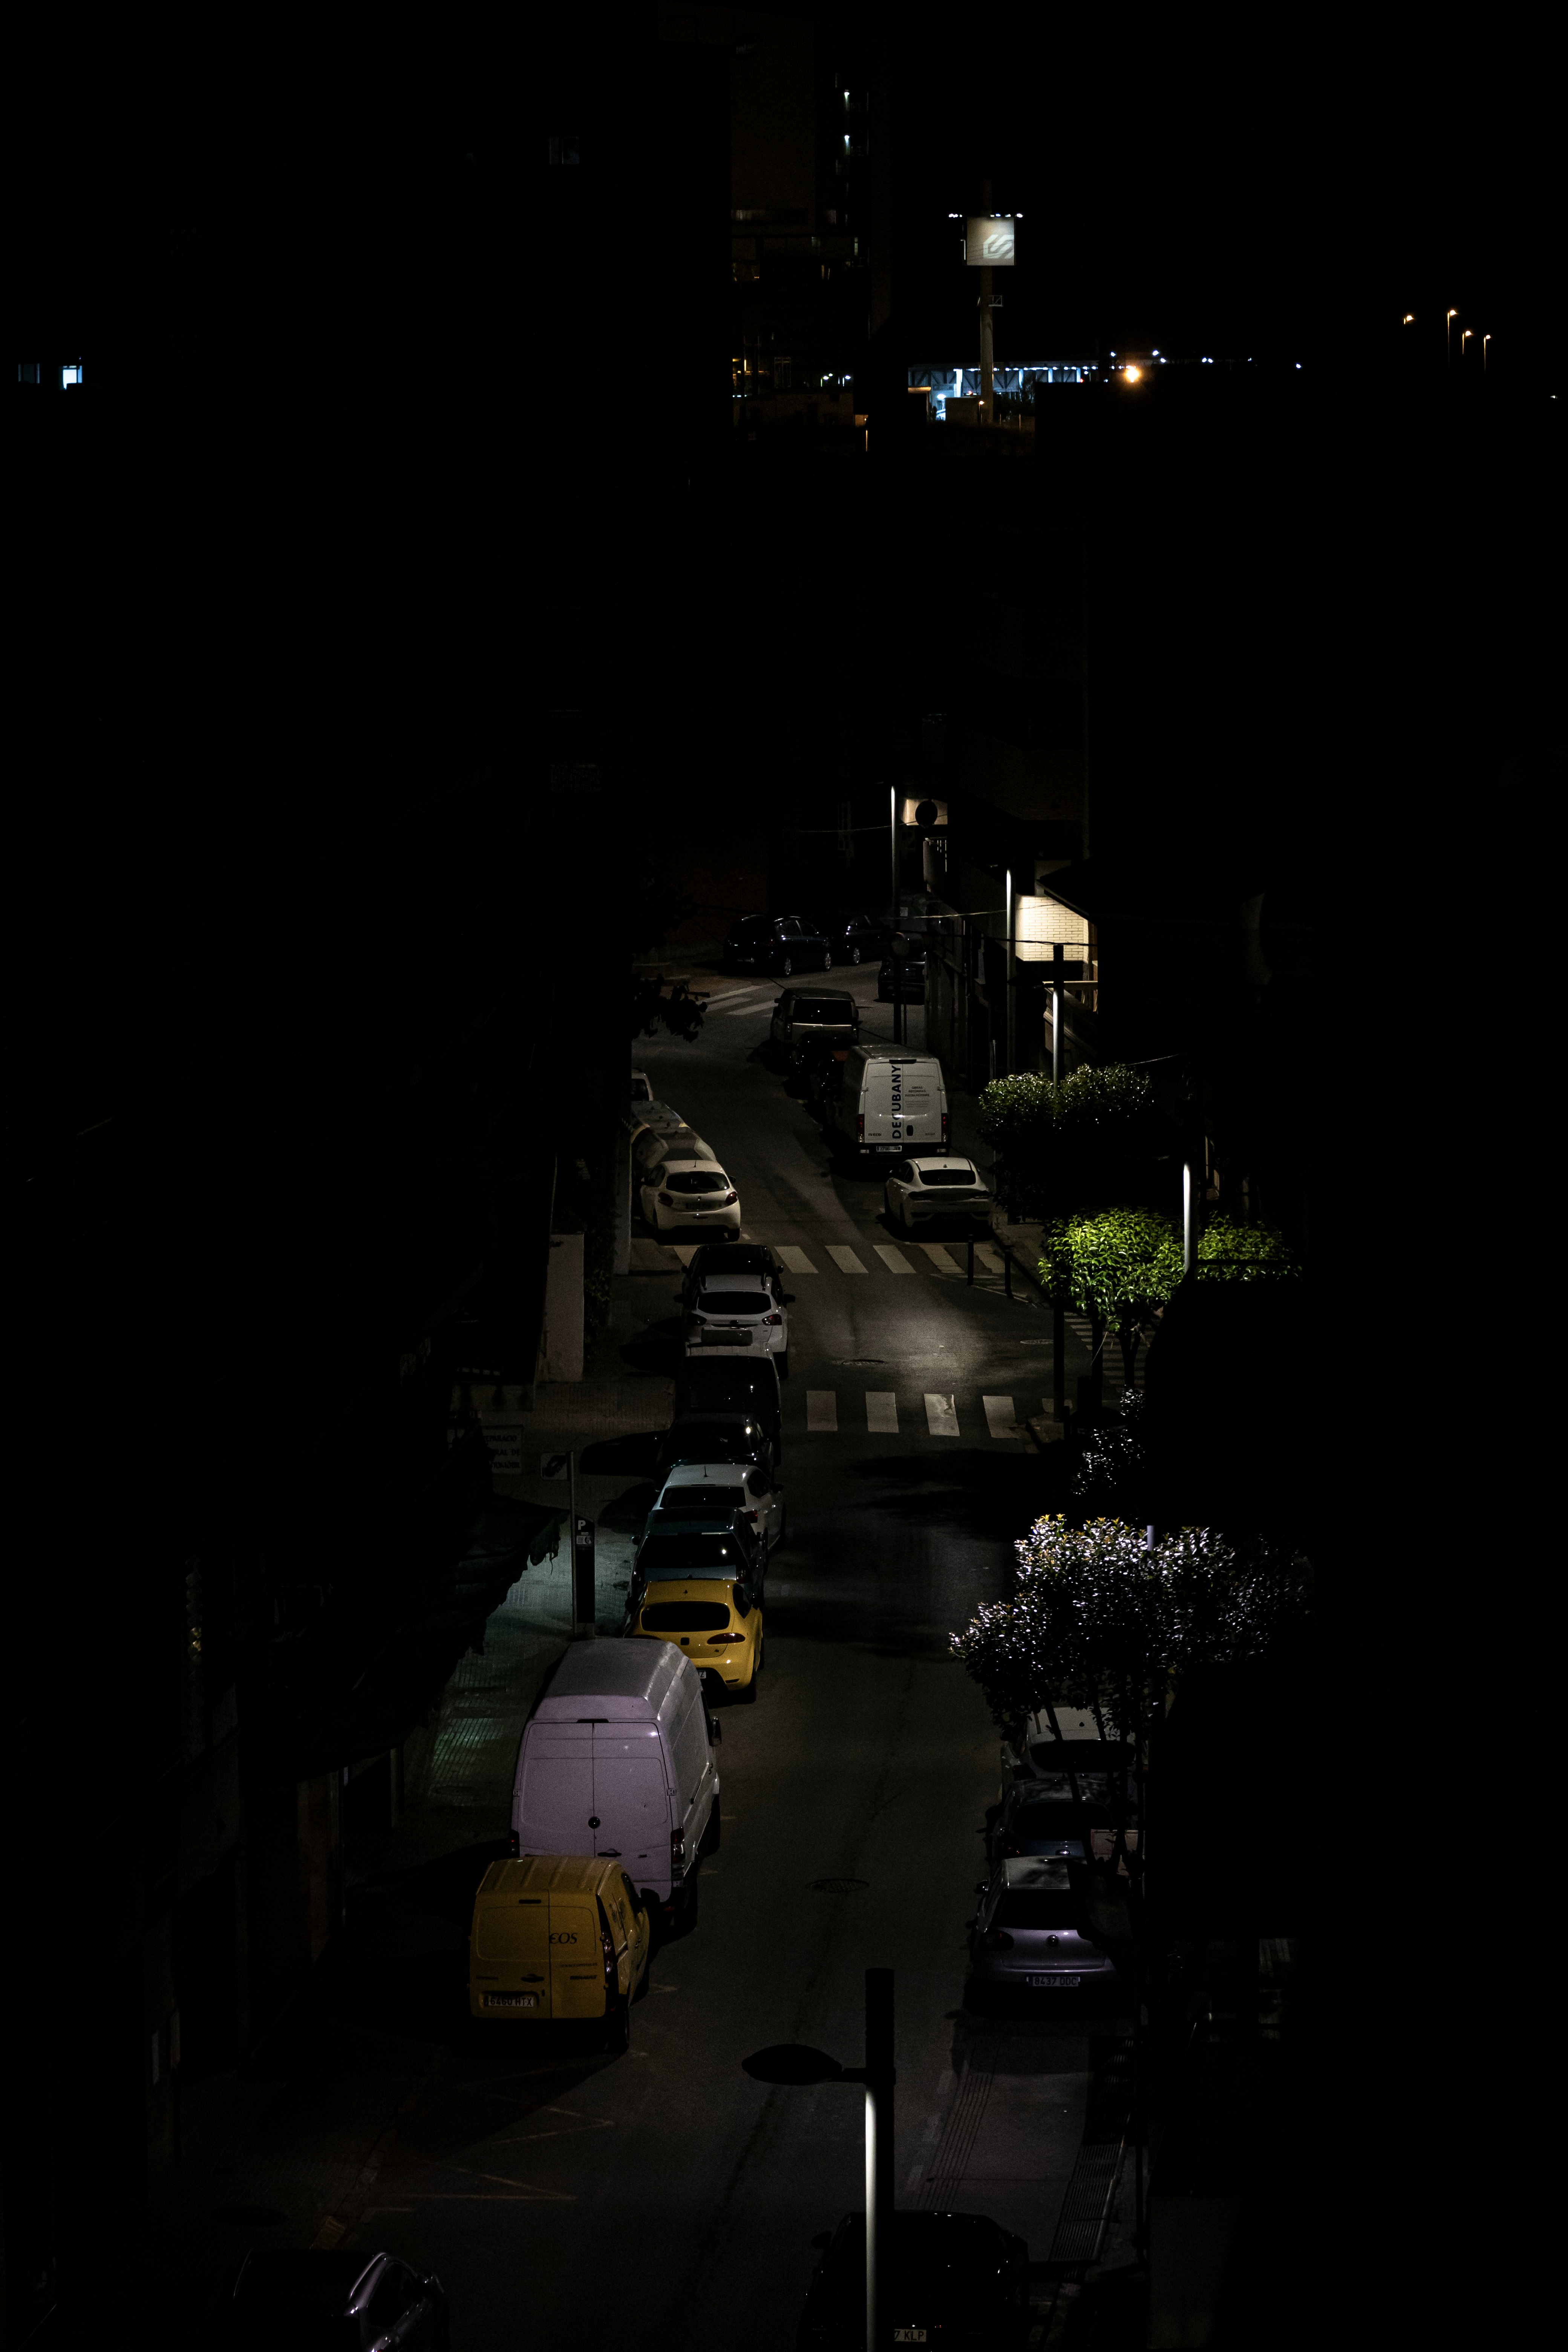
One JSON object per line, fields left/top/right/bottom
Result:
{"left": 979, "top": 177, "right": 995, "bottom": 421}
{"left": 888, "top": 784, "right": 903, "bottom": 1044}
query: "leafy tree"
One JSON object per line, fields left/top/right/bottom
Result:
{"left": 951, "top": 1513, "right": 1311, "bottom": 1859}
{"left": 630, "top": 974, "right": 707, "bottom": 1042}
{"left": 1040, "top": 1207, "right": 1183, "bottom": 1391}
{"left": 1071, "top": 1388, "right": 1147, "bottom": 1518}
{"left": 976, "top": 1064, "right": 1165, "bottom": 1220}
{"left": 1191, "top": 1213, "right": 1301, "bottom": 1280}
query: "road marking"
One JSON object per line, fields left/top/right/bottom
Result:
{"left": 905, "top": 2165, "right": 926, "bottom": 2191}
{"left": 983, "top": 1394, "right": 1023, "bottom": 1440}
{"left": 827, "top": 1246, "right": 869, "bottom": 1273}
{"left": 919, "top": 1243, "right": 961, "bottom": 1272}
{"left": 975, "top": 1243, "right": 1006, "bottom": 1273}
{"left": 776, "top": 1246, "right": 818, "bottom": 1273}
{"left": 672, "top": 1245, "right": 700, "bottom": 1265}
{"left": 873, "top": 1244, "right": 917, "bottom": 1273}
{"left": 807, "top": 1390, "right": 839, "bottom": 1432}
{"left": 924, "top": 1393, "right": 960, "bottom": 1436}
{"left": 866, "top": 1391, "right": 899, "bottom": 1433}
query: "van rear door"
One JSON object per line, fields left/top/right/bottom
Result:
{"left": 473, "top": 1890, "right": 550, "bottom": 2009}
{"left": 859, "top": 1059, "right": 896, "bottom": 1149}
{"left": 547, "top": 1894, "right": 603, "bottom": 2018}
{"left": 892, "top": 1057, "right": 944, "bottom": 1147}
{"left": 590, "top": 1729, "right": 669, "bottom": 1876}
{"left": 516, "top": 1726, "right": 594, "bottom": 1850}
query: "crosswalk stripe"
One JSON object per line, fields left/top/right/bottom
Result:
{"left": 919, "top": 1243, "right": 960, "bottom": 1272}
{"left": 806, "top": 1390, "right": 839, "bottom": 1432}
{"left": 866, "top": 1391, "right": 899, "bottom": 1433}
{"left": 975, "top": 1243, "right": 1006, "bottom": 1274}
{"left": 924, "top": 1393, "right": 960, "bottom": 1436}
{"left": 776, "top": 1246, "right": 818, "bottom": 1274}
{"left": 826, "top": 1246, "right": 869, "bottom": 1274}
{"left": 873, "top": 1244, "right": 917, "bottom": 1274}
{"left": 983, "top": 1394, "right": 1023, "bottom": 1440}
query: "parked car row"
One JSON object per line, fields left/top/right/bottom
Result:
{"left": 723, "top": 910, "right": 892, "bottom": 974}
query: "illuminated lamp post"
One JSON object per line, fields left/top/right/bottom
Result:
{"left": 743, "top": 1969, "right": 895, "bottom": 2352}
{"left": 1016, "top": 893, "right": 1093, "bottom": 1427}
{"left": 1446, "top": 308, "right": 1458, "bottom": 365}
{"left": 965, "top": 182, "right": 1015, "bottom": 421}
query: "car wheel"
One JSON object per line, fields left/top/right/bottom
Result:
{"left": 822, "top": 950, "right": 833, "bottom": 970}
{"left": 738, "top": 1658, "right": 759, "bottom": 1702}
{"left": 850, "top": 946, "right": 862, "bottom": 965}
{"left": 780, "top": 956, "right": 794, "bottom": 978}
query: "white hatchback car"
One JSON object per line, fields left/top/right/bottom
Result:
{"left": 641, "top": 1158, "right": 742, "bottom": 1237}
{"left": 646, "top": 1459, "right": 785, "bottom": 1553}
{"left": 883, "top": 1154, "right": 994, "bottom": 1231}
{"left": 683, "top": 1274, "right": 790, "bottom": 1372}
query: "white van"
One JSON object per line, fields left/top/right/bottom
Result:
{"left": 511, "top": 1639, "right": 720, "bottom": 1922}
{"left": 824, "top": 1046, "right": 949, "bottom": 1161}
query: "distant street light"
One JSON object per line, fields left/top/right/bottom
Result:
{"left": 1483, "top": 333, "right": 1491, "bottom": 373}
{"left": 1461, "top": 328, "right": 1474, "bottom": 363}
{"left": 1402, "top": 313, "right": 1415, "bottom": 325}
{"left": 743, "top": 1970, "right": 895, "bottom": 2352}
{"left": 1446, "top": 308, "right": 1458, "bottom": 365}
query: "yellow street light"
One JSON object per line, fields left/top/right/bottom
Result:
{"left": 1124, "top": 363, "right": 1142, "bottom": 382}
{"left": 1402, "top": 313, "right": 1415, "bottom": 324}
{"left": 1446, "top": 308, "right": 1458, "bottom": 364}
{"left": 1483, "top": 333, "right": 1491, "bottom": 373}
{"left": 1461, "top": 328, "right": 1473, "bottom": 359}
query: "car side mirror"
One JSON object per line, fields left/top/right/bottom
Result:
{"left": 811, "top": 2232, "right": 833, "bottom": 2252}
{"left": 708, "top": 1713, "right": 723, "bottom": 1744}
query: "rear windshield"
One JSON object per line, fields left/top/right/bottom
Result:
{"left": 694, "top": 1294, "right": 771, "bottom": 1317}
{"left": 1011, "top": 1803, "right": 1106, "bottom": 1838}
{"left": 789, "top": 998, "right": 856, "bottom": 1023}
{"left": 641, "top": 1600, "right": 732, "bottom": 1631}
{"left": 666, "top": 1169, "right": 727, "bottom": 1194}
{"left": 661, "top": 1485, "right": 746, "bottom": 1511}
{"left": 638, "top": 1535, "right": 751, "bottom": 1573}
{"left": 995, "top": 1890, "right": 1081, "bottom": 1929}
{"left": 662, "top": 1423, "right": 763, "bottom": 1457}
{"left": 919, "top": 1165, "right": 975, "bottom": 1185}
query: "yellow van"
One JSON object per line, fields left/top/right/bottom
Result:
{"left": 630, "top": 1575, "right": 763, "bottom": 1700}
{"left": 468, "top": 1855, "right": 651, "bottom": 2049}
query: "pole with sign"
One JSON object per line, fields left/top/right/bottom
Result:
{"left": 966, "top": 184, "right": 1014, "bottom": 421}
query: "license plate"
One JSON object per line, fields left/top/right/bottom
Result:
{"left": 877, "top": 1145, "right": 900, "bottom": 1153}
{"left": 893, "top": 2332, "right": 928, "bottom": 2343}
{"left": 1027, "top": 1974, "right": 1081, "bottom": 1989}
{"left": 700, "top": 1329, "right": 750, "bottom": 1344}
{"left": 484, "top": 1992, "right": 539, "bottom": 2009}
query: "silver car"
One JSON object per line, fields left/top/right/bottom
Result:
{"left": 883, "top": 1154, "right": 993, "bottom": 1232}
{"left": 683, "top": 1277, "right": 789, "bottom": 1370}
{"left": 645, "top": 1460, "right": 785, "bottom": 1551}
{"left": 966, "top": 1857, "right": 1121, "bottom": 2000}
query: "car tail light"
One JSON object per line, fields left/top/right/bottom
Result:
{"left": 1001, "top": 1841, "right": 1022, "bottom": 1857}
{"left": 857, "top": 1115, "right": 865, "bottom": 1141}
{"left": 601, "top": 1926, "right": 616, "bottom": 1988}
{"left": 723, "top": 1190, "right": 738, "bottom": 1204}
{"left": 980, "top": 1928, "right": 1014, "bottom": 1951}
{"left": 660, "top": 1191, "right": 675, "bottom": 1207}
{"left": 709, "top": 1630, "right": 744, "bottom": 1644}
{"left": 507, "top": 1830, "right": 520, "bottom": 1857}
{"left": 671, "top": 1828, "right": 686, "bottom": 1884}
{"left": 764, "top": 1311, "right": 782, "bottom": 1325}
{"left": 941, "top": 1112, "right": 950, "bottom": 1142}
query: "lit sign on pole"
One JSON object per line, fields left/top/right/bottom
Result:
{"left": 965, "top": 217, "right": 1015, "bottom": 266}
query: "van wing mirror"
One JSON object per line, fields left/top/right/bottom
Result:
{"left": 707, "top": 1713, "right": 723, "bottom": 1744}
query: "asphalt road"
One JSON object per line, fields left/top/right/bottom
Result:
{"left": 340, "top": 968, "right": 1127, "bottom": 2352}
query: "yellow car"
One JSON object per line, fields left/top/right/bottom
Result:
{"left": 630, "top": 1575, "right": 764, "bottom": 1701}
{"left": 469, "top": 1854, "right": 651, "bottom": 2049}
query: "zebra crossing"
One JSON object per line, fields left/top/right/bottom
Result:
{"left": 630, "top": 1236, "right": 1011, "bottom": 1279}
{"left": 802, "top": 1388, "right": 1040, "bottom": 1441}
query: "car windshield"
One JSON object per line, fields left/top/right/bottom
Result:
{"left": 789, "top": 998, "right": 855, "bottom": 1022}
{"left": 637, "top": 1536, "right": 751, "bottom": 1573}
{"left": 995, "top": 1889, "right": 1081, "bottom": 1930}
{"left": 661, "top": 1484, "right": 746, "bottom": 1511}
{"left": 918, "top": 1165, "right": 975, "bottom": 1186}
{"left": 662, "top": 1423, "right": 764, "bottom": 1461}
{"left": 1011, "top": 1804, "right": 1104, "bottom": 1839}
{"left": 640, "top": 1600, "right": 732, "bottom": 1631}
{"left": 694, "top": 1294, "right": 771, "bottom": 1317}
{"left": 665, "top": 1170, "right": 727, "bottom": 1194}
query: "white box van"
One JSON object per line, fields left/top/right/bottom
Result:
{"left": 824, "top": 1046, "right": 949, "bottom": 1161}
{"left": 511, "top": 1639, "right": 720, "bottom": 1921}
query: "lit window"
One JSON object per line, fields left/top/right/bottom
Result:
{"left": 62, "top": 363, "right": 83, "bottom": 388}
{"left": 547, "top": 133, "right": 579, "bottom": 165}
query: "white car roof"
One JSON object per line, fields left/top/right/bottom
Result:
{"left": 660, "top": 1157, "right": 729, "bottom": 1176}
{"left": 906, "top": 1155, "right": 979, "bottom": 1171}
{"left": 662, "top": 1464, "right": 748, "bottom": 1485}
{"left": 1002, "top": 1856, "right": 1072, "bottom": 1890}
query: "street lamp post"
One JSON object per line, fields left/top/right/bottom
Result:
{"left": 1483, "top": 333, "right": 1491, "bottom": 373}
{"left": 743, "top": 1969, "right": 896, "bottom": 2351}
{"left": 1461, "top": 328, "right": 1474, "bottom": 365}
{"left": 1446, "top": 308, "right": 1458, "bottom": 366}
{"left": 888, "top": 785, "right": 902, "bottom": 1046}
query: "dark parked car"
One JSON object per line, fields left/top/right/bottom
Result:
{"left": 877, "top": 949, "right": 928, "bottom": 1002}
{"left": 724, "top": 913, "right": 835, "bottom": 975}
{"left": 798, "top": 2211, "right": 1030, "bottom": 2350}
{"left": 770, "top": 986, "right": 860, "bottom": 1058}
{"left": 672, "top": 1355, "right": 784, "bottom": 1458}
{"left": 794, "top": 1032, "right": 854, "bottom": 1110}
{"left": 679, "top": 1240, "right": 786, "bottom": 1312}
{"left": 201, "top": 2249, "right": 449, "bottom": 2349}
{"left": 654, "top": 1414, "right": 776, "bottom": 1484}
{"left": 824, "top": 910, "right": 891, "bottom": 965}
{"left": 986, "top": 1781, "right": 1114, "bottom": 1874}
